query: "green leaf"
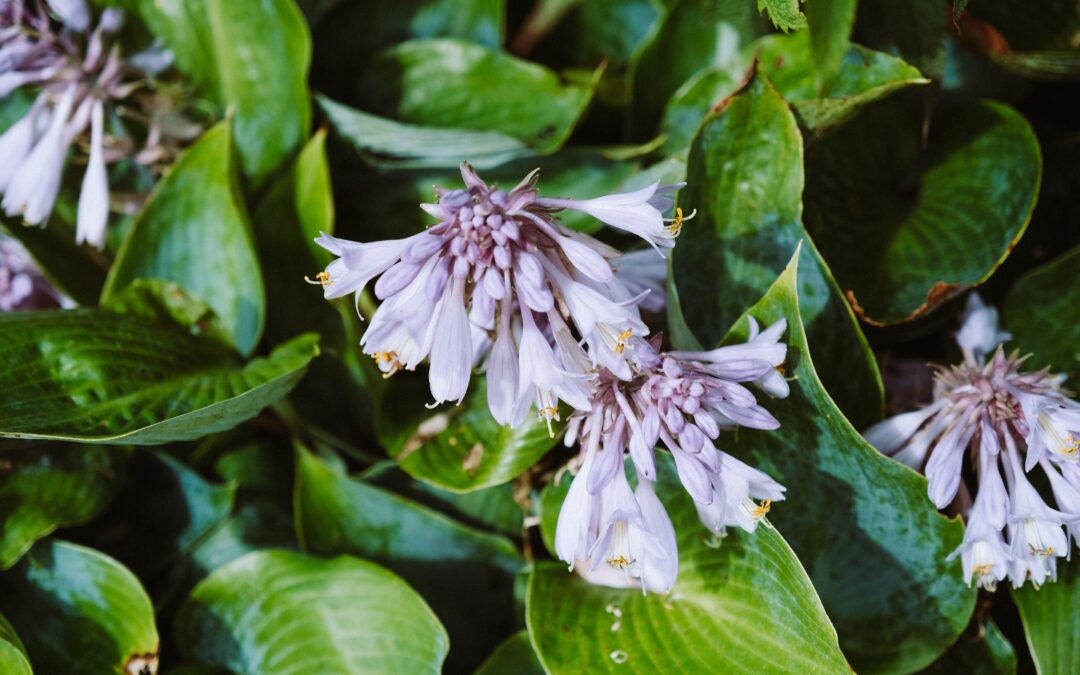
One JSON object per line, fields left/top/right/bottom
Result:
{"left": 360, "top": 38, "right": 594, "bottom": 154}
{"left": 0, "top": 540, "right": 159, "bottom": 675}
{"left": 104, "top": 121, "right": 266, "bottom": 355}
{"left": 921, "top": 620, "right": 1016, "bottom": 675}
{"left": 757, "top": 0, "right": 807, "bottom": 32}
{"left": 708, "top": 252, "right": 976, "bottom": 672}
{"left": 0, "top": 443, "right": 125, "bottom": 569}
{"left": 629, "top": 0, "right": 766, "bottom": 137}
{"left": 0, "top": 297, "right": 318, "bottom": 444}
{"left": 253, "top": 129, "right": 341, "bottom": 347}
{"left": 805, "top": 0, "right": 857, "bottom": 91}
{"left": 1003, "top": 245, "right": 1080, "bottom": 382}
{"left": 855, "top": 0, "right": 947, "bottom": 79}
{"left": 528, "top": 456, "right": 849, "bottom": 673}
{"left": 137, "top": 0, "right": 311, "bottom": 180}
{"left": 670, "top": 65, "right": 883, "bottom": 429}
{"left": 0, "top": 611, "right": 31, "bottom": 675}
{"left": 84, "top": 451, "right": 236, "bottom": 581}
{"left": 757, "top": 32, "right": 930, "bottom": 132}
{"left": 175, "top": 550, "right": 449, "bottom": 674}
{"left": 1012, "top": 557, "right": 1080, "bottom": 675}
{"left": 384, "top": 379, "right": 561, "bottom": 493}
{"left": 958, "top": 1, "right": 1080, "bottom": 79}
{"left": 804, "top": 98, "right": 1042, "bottom": 324}
{"left": 659, "top": 68, "right": 740, "bottom": 156}
{"left": 320, "top": 94, "right": 534, "bottom": 170}
{"left": 475, "top": 631, "right": 543, "bottom": 675}
{"left": 532, "top": 0, "right": 662, "bottom": 70}
{"left": 295, "top": 447, "right": 523, "bottom": 671}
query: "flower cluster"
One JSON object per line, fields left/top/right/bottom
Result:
{"left": 314, "top": 162, "right": 791, "bottom": 593}
{"left": 864, "top": 295, "right": 1080, "bottom": 589}
{"left": 312, "top": 162, "right": 682, "bottom": 426}
{"left": 555, "top": 320, "right": 789, "bottom": 593}
{"left": 1, "top": 0, "right": 187, "bottom": 247}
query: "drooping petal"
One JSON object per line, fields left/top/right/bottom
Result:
{"left": 75, "top": 99, "right": 109, "bottom": 248}
{"left": 427, "top": 278, "right": 471, "bottom": 405}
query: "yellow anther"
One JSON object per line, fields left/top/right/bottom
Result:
{"left": 1028, "top": 544, "right": 1053, "bottom": 558}
{"left": 539, "top": 406, "right": 560, "bottom": 419}
{"left": 372, "top": 351, "right": 402, "bottom": 378}
{"left": 751, "top": 499, "right": 772, "bottom": 519}
{"left": 613, "top": 329, "right": 633, "bottom": 355}
{"left": 1064, "top": 435, "right": 1079, "bottom": 455}
{"left": 972, "top": 564, "right": 993, "bottom": 577}
{"left": 664, "top": 207, "right": 696, "bottom": 236}
{"left": 606, "top": 555, "right": 635, "bottom": 569}
{"left": 304, "top": 271, "right": 332, "bottom": 287}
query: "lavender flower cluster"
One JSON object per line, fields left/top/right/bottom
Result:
{"left": 313, "top": 162, "right": 792, "bottom": 593}
{"left": 1, "top": 0, "right": 185, "bottom": 247}
{"left": 865, "top": 296, "right": 1080, "bottom": 589}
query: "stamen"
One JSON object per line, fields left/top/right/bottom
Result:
{"left": 972, "top": 563, "right": 993, "bottom": 577}
{"left": 613, "top": 329, "right": 633, "bottom": 354}
{"left": 1028, "top": 543, "right": 1053, "bottom": 558}
{"left": 751, "top": 499, "right": 772, "bottom": 519}
{"left": 539, "top": 406, "right": 560, "bottom": 438}
{"left": 304, "top": 271, "right": 332, "bottom": 287}
{"left": 606, "top": 555, "right": 635, "bottom": 569}
{"left": 664, "top": 207, "right": 696, "bottom": 236}
{"left": 372, "top": 351, "right": 402, "bottom": 378}
{"left": 1063, "top": 434, "right": 1079, "bottom": 456}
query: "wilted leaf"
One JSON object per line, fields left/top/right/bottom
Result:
{"left": 0, "top": 540, "right": 159, "bottom": 675}
{"left": 804, "top": 97, "right": 1041, "bottom": 324}
{"left": 104, "top": 121, "right": 265, "bottom": 355}
{"left": 176, "top": 550, "right": 449, "bottom": 674}
{"left": 0, "top": 443, "right": 125, "bottom": 569}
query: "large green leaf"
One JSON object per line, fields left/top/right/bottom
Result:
{"left": 0, "top": 442, "right": 125, "bottom": 569}
{"left": 1012, "top": 558, "right": 1080, "bottom": 675}
{"left": 629, "top": 0, "right": 765, "bottom": 137}
{"left": 381, "top": 379, "right": 561, "bottom": 493}
{"left": 0, "top": 540, "right": 159, "bottom": 675}
{"left": 1003, "top": 245, "right": 1080, "bottom": 381}
{"left": 104, "top": 121, "right": 265, "bottom": 355}
{"left": 805, "top": 0, "right": 856, "bottom": 91}
{"left": 528, "top": 457, "right": 849, "bottom": 673}
{"left": 0, "top": 288, "right": 318, "bottom": 444}
{"left": 670, "top": 65, "right": 883, "bottom": 429}
{"left": 295, "top": 447, "right": 523, "bottom": 672}
{"left": 360, "top": 38, "right": 594, "bottom": 154}
{"left": 700, "top": 252, "right": 975, "bottom": 672}
{"left": 0, "top": 612, "right": 31, "bottom": 675}
{"left": 855, "top": 0, "right": 947, "bottom": 79}
{"left": 175, "top": 550, "right": 449, "bottom": 674}
{"left": 757, "top": 32, "right": 929, "bottom": 132}
{"left": 320, "top": 95, "right": 534, "bottom": 170}
{"left": 804, "top": 97, "right": 1042, "bottom": 324}
{"left": 138, "top": 0, "right": 311, "bottom": 181}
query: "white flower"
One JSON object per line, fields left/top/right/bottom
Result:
{"left": 75, "top": 99, "right": 109, "bottom": 248}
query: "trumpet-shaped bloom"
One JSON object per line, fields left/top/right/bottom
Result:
{"left": 314, "top": 162, "right": 681, "bottom": 417}
{"left": 864, "top": 293, "right": 1080, "bottom": 588}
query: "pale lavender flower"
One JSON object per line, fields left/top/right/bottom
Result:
{"left": 610, "top": 248, "right": 667, "bottom": 313}
{"left": 313, "top": 162, "right": 681, "bottom": 421}
{"left": 0, "top": 1, "right": 182, "bottom": 245}
{"left": 553, "top": 320, "right": 789, "bottom": 591}
{"left": 0, "top": 234, "right": 63, "bottom": 310}
{"left": 537, "top": 183, "right": 693, "bottom": 256}
{"left": 864, "top": 293, "right": 1080, "bottom": 588}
